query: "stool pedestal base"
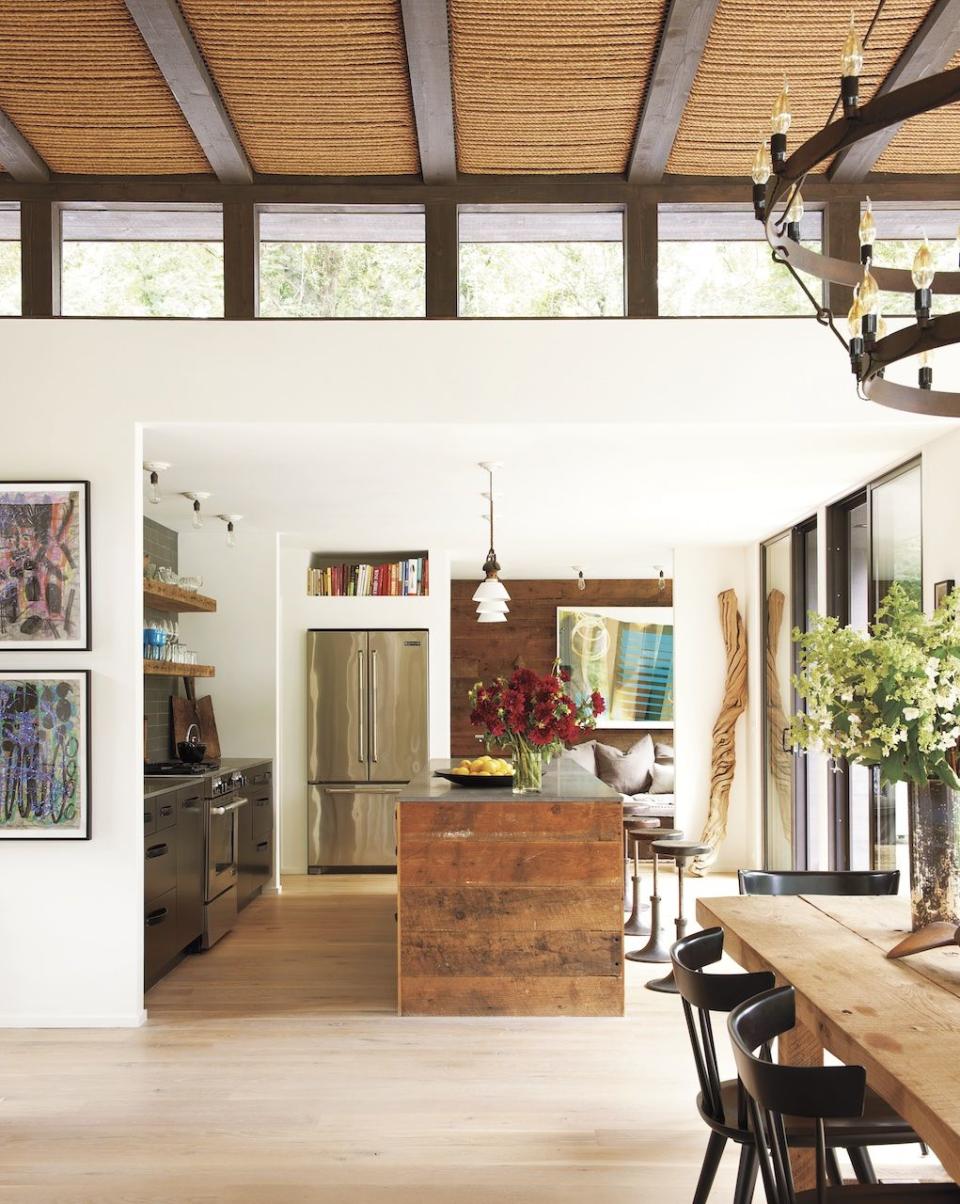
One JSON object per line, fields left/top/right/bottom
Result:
{"left": 646, "top": 916, "right": 687, "bottom": 993}
{"left": 624, "top": 873, "right": 649, "bottom": 936}
{"left": 625, "top": 894, "right": 671, "bottom": 963}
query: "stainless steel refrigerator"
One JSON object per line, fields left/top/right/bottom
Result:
{"left": 307, "top": 629, "right": 429, "bottom": 870}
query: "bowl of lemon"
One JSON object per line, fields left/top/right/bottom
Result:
{"left": 434, "top": 755, "right": 515, "bottom": 788}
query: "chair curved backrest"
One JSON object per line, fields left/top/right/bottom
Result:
{"left": 728, "top": 986, "right": 867, "bottom": 1204}
{"left": 671, "top": 928, "right": 775, "bottom": 1126}
{"left": 738, "top": 869, "right": 899, "bottom": 897}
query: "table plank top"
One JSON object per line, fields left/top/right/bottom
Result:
{"left": 697, "top": 894, "right": 960, "bottom": 1184}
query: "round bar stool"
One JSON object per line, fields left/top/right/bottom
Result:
{"left": 645, "top": 840, "right": 711, "bottom": 994}
{"left": 623, "top": 817, "right": 660, "bottom": 935}
{"left": 625, "top": 828, "right": 683, "bottom": 962}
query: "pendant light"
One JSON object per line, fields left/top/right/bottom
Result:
{"left": 182, "top": 491, "right": 211, "bottom": 530}
{"left": 219, "top": 514, "right": 242, "bottom": 547}
{"left": 143, "top": 460, "right": 171, "bottom": 505}
{"left": 474, "top": 461, "right": 509, "bottom": 623}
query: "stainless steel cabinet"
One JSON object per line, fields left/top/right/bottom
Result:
{"left": 176, "top": 786, "right": 204, "bottom": 951}
{"left": 238, "top": 761, "right": 273, "bottom": 910}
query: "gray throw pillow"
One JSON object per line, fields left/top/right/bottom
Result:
{"left": 649, "top": 761, "right": 675, "bottom": 794}
{"left": 595, "top": 735, "right": 655, "bottom": 795}
{"left": 562, "top": 739, "right": 597, "bottom": 774}
{"left": 655, "top": 742, "right": 675, "bottom": 762}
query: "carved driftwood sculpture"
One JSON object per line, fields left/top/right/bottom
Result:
{"left": 692, "top": 588, "right": 748, "bottom": 876}
{"left": 765, "top": 587, "right": 795, "bottom": 857}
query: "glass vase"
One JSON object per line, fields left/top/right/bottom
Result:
{"left": 909, "top": 780, "right": 960, "bottom": 930}
{"left": 511, "top": 736, "right": 543, "bottom": 794}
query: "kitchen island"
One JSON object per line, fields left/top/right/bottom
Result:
{"left": 396, "top": 759, "right": 623, "bottom": 1016}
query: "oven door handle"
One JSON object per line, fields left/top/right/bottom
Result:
{"left": 209, "top": 796, "right": 250, "bottom": 816}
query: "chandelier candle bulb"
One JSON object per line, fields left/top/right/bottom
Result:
{"left": 840, "top": 11, "right": 864, "bottom": 116}
{"left": 858, "top": 197, "right": 876, "bottom": 264}
{"left": 920, "top": 349, "right": 934, "bottom": 390}
{"left": 785, "top": 189, "right": 804, "bottom": 242}
{"left": 913, "top": 237, "right": 935, "bottom": 322}
{"left": 751, "top": 139, "right": 772, "bottom": 218}
{"left": 770, "top": 79, "right": 791, "bottom": 171}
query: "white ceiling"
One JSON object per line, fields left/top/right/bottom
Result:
{"left": 143, "top": 410, "right": 952, "bottom": 578}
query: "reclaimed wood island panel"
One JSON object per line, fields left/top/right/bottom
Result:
{"left": 397, "top": 759, "right": 624, "bottom": 1016}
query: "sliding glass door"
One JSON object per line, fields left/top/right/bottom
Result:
{"left": 826, "top": 459, "right": 921, "bottom": 873}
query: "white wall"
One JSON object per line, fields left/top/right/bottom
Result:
{"left": 922, "top": 425, "right": 960, "bottom": 611}
{"left": 0, "top": 317, "right": 946, "bottom": 1027}
{"left": 177, "top": 528, "right": 277, "bottom": 761}
{"left": 278, "top": 544, "right": 451, "bottom": 874}
{"left": 673, "top": 544, "right": 758, "bottom": 872}
{"left": 0, "top": 419, "right": 145, "bottom": 1027}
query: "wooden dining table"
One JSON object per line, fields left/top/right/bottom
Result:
{"left": 697, "top": 893, "right": 960, "bottom": 1189}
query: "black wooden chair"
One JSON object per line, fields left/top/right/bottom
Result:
{"left": 738, "top": 869, "right": 900, "bottom": 897}
{"left": 728, "top": 984, "right": 960, "bottom": 1202}
{"left": 672, "top": 928, "right": 922, "bottom": 1203}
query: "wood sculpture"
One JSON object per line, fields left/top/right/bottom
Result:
{"left": 693, "top": 588, "right": 748, "bottom": 875}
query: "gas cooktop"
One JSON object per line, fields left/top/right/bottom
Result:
{"left": 144, "top": 760, "right": 221, "bottom": 776}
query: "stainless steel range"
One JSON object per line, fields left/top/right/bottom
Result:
{"left": 201, "top": 769, "right": 248, "bottom": 949}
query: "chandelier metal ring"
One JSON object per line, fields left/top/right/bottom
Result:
{"left": 759, "top": 65, "right": 960, "bottom": 418}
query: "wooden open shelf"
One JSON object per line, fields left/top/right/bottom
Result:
{"left": 144, "top": 579, "right": 217, "bottom": 614}
{"left": 143, "top": 660, "right": 216, "bottom": 679}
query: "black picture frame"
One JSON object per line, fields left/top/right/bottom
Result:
{"left": 0, "top": 480, "right": 91, "bottom": 650}
{"left": 0, "top": 669, "right": 91, "bottom": 840}
{"left": 934, "top": 579, "right": 955, "bottom": 609}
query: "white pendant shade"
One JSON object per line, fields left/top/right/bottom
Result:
{"left": 473, "top": 577, "right": 510, "bottom": 603}
{"left": 477, "top": 611, "right": 508, "bottom": 623}
{"left": 476, "top": 599, "right": 509, "bottom": 614}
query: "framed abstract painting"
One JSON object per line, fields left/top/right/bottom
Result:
{"left": 557, "top": 606, "right": 674, "bottom": 729}
{"left": 0, "top": 481, "right": 90, "bottom": 650}
{"left": 0, "top": 670, "right": 91, "bottom": 840}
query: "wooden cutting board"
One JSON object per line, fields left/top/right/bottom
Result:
{"left": 195, "top": 695, "right": 221, "bottom": 761}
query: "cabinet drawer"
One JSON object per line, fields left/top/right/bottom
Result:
{"left": 145, "top": 829, "right": 178, "bottom": 902}
{"left": 144, "top": 799, "right": 157, "bottom": 836}
{"left": 156, "top": 795, "right": 177, "bottom": 831}
{"left": 144, "top": 888, "right": 179, "bottom": 987}
{"left": 252, "top": 793, "right": 273, "bottom": 841}
{"left": 248, "top": 763, "right": 272, "bottom": 787}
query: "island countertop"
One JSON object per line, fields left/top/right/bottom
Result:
{"left": 398, "top": 758, "right": 622, "bottom": 804}
{"left": 396, "top": 757, "right": 624, "bottom": 1018}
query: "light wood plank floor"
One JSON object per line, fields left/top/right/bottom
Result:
{"left": 0, "top": 872, "right": 943, "bottom": 1202}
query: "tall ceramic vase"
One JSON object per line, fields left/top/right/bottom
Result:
{"left": 908, "top": 780, "right": 960, "bottom": 930}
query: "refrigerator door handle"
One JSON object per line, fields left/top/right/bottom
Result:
{"left": 357, "top": 649, "right": 366, "bottom": 763}
{"left": 371, "top": 649, "right": 379, "bottom": 763}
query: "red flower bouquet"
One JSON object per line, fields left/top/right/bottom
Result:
{"left": 468, "top": 663, "right": 605, "bottom": 792}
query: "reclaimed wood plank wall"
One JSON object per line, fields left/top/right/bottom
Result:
{"left": 449, "top": 577, "right": 674, "bottom": 755}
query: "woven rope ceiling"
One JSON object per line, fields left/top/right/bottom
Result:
{"left": 449, "top": 0, "right": 667, "bottom": 174}
{"left": 179, "top": 0, "right": 419, "bottom": 175}
{"left": 0, "top": 0, "right": 208, "bottom": 174}
{"left": 667, "top": 0, "right": 932, "bottom": 176}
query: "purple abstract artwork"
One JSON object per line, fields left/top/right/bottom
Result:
{"left": 0, "top": 673, "right": 89, "bottom": 838}
{"left": 0, "top": 485, "right": 88, "bottom": 648}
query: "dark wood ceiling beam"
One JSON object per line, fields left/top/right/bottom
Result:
{"left": 627, "top": 0, "right": 720, "bottom": 183}
{"left": 0, "top": 110, "right": 49, "bottom": 182}
{"left": 124, "top": 0, "right": 252, "bottom": 184}
{"left": 829, "top": 0, "right": 960, "bottom": 183}
{"left": 400, "top": 0, "right": 457, "bottom": 183}
{"left": 1, "top": 172, "right": 960, "bottom": 206}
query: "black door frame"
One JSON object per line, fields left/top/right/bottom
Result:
{"left": 825, "top": 456, "right": 922, "bottom": 869}
{"left": 761, "top": 516, "right": 817, "bottom": 871}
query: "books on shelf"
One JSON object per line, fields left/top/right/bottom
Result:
{"left": 307, "top": 556, "right": 429, "bottom": 598}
